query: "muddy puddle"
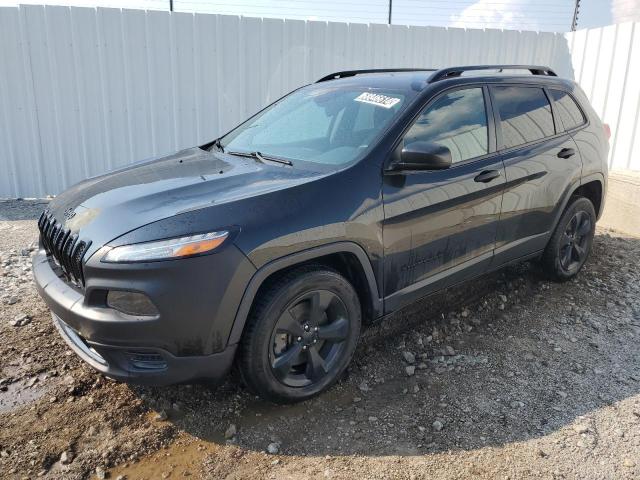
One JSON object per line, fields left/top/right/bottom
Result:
{"left": 105, "top": 434, "right": 214, "bottom": 479}
{"left": 0, "top": 371, "right": 52, "bottom": 413}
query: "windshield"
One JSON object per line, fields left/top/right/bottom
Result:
{"left": 220, "top": 84, "right": 408, "bottom": 166}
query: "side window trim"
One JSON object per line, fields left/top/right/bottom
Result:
{"left": 487, "top": 85, "right": 503, "bottom": 155}
{"left": 542, "top": 87, "right": 560, "bottom": 135}
{"left": 483, "top": 85, "right": 498, "bottom": 154}
{"left": 395, "top": 84, "right": 495, "bottom": 169}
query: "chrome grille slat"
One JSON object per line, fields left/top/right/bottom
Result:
{"left": 37, "top": 209, "right": 90, "bottom": 288}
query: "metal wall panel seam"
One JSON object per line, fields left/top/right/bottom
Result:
{"left": 119, "top": 9, "right": 134, "bottom": 164}
{"left": 144, "top": 11, "right": 157, "bottom": 156}
{"left": 96, "top": 8, "right": 114, "bottom": 174}
{"left": 0, "top": 15, "right": 19, "bottom": 197}
{"left": 69, "top": 7, "right": 90, "bottom": 182}
{"left": 625, "top": 30, "right": 640, "bottom": 170}
{"left": 169, "top": 11, "right": 179, "bottom": 151}
{"left": 43, "top": 6, "right": 67, "bottom": 194}
{"left": 601, "top": 25, "right": 619, "bottom": 122}
{"left": 608, "top": 23, "right": 636, "bottom": 169}
{"left": 192, "top": 13, "right": 202, "bottom": 143}
{"left": 18, "top": 6, "right": 46, "bottom": 196}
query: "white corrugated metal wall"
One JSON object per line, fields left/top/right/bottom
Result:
{"left": 566, "top": 22, "right": 640, "bottom": 171}
{"left": 0, "top": 5, "right": 588, "bottom": 198}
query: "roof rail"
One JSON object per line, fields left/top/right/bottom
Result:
{"left": 429, "top": 65, "right": 557, "bottom": 82}
{"left": 316, "top": 68, "right": 436, "bottom": 83}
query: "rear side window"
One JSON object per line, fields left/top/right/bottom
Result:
{"left": 492, "top": 86, "right": 555, "bottom": 149}
{"left": 550, "top": 89, "right": 586, "bottom": 131}
{"left": 404, "top": 87, "right": 488, "bottom": 163}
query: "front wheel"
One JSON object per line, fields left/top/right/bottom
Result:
{"left": 542, "top": 196, "right": 596, "bottom": 281}
{"left": 239, "top": 266, "right": 361, "bottom": 403}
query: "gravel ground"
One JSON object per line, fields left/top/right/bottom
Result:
{"left": 1, "top": 199, "right": 639, "bottom": 480}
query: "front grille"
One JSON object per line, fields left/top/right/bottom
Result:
{"left": 38, "top": 210, "right": 92, "bottom": 287}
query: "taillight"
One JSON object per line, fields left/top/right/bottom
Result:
{"left": 603, "top": 123, "right": 611, "bottom": 140}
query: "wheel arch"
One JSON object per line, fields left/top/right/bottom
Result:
{"left": 227, "top": 242, "right": 383, "bottom": 346}
{"left": 551, "top": 173, "right": 605, "bottom": 234}
{"left": 574, "top": 175, "right": 605, "bottom": 219}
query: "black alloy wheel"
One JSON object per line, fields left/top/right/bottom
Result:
{"left": 542, "top": 196, "right": 596, "bottom": 281}
{"left": 558, "top": 210, "right": 592, "bottom": 274}
{"left": 239, "top": 266, "right": 361, "bottom": 403}
{"left": 270, "top": 290, "right": 349, "bottom": 387}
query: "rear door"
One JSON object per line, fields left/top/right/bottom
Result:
{"left": 382, "top": 85, "right": 505, "bottom": 312}
{"left": 489, "top": 84, "right": 582, "bottom": 267}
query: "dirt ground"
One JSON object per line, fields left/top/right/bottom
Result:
{"left": 1, "top": 199, "right": 639, "bottom": 480}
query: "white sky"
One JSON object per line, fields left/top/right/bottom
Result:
{"left": 0, "top": 0, "right": 637, "bottom": 31}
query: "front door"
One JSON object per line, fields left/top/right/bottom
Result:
{"left": 382, "top": 86, "right": 505, "bottom": 312}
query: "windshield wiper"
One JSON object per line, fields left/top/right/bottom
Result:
{"left": 226, "top": 150, "right": 292, "bottom": 166}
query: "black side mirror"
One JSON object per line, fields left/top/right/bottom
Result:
{"left": 391, "top": 141, "right": 452, "bottom": 171}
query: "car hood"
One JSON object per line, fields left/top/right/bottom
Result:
{"left": 45, "top": 147, "right": 323, "bottom": 252}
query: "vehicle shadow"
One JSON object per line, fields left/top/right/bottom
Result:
{"left": 132, "top": 229, "right": 640, "bottom": 458}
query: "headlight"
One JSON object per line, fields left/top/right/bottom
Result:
{"left": 102, "top": 231, "right": 228, "bottom": 263}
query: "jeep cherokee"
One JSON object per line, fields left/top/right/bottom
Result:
{"left": 33, "top": 65, "right": 609, "bottom": 402}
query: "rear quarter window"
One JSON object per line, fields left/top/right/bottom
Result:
{"left": 550, "top": 89, "right": 586, "bottom": 131}
{"left": 492, "top": 86, "right": 555, "bottom": 149}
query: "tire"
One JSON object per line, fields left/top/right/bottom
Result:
{"left": 239, "top": 266, "right": 361, "bottom": 403}
{"left": 541, "top": 196, "right": 596, "bottom": 281}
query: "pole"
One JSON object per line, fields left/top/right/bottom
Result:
{"left": 388, "top": 0, "right": 392, "bottom": 24}
{"left": 169, "top": 0, "right": 174, "bottom": 12}
{"left": 571, "top": 0, "right": 580, "bottom": 31}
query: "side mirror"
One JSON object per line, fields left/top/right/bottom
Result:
{"left": 391, "top": 141, "right": 452, "bottom": 171}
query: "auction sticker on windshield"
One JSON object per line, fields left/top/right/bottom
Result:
{"left": 354, "top": 92, "right": 401, "bottom": 109}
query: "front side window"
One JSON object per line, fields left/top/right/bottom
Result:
{"left": 492, "top": 86, "right": 555, "bottom": 149}
{"left": 404, "top": 87, "right": 489, "bottom": 164}
{"left": 550, "top": 89, "right": 586, "bottom": 131}
{"left": 221, "top": 85, "right": 408, "bottom": 166}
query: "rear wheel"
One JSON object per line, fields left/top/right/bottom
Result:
{"left": 542, "top": 196, "right": 596, "bottom": 281}
{"left": 239, "top": 266, "right": 361, "bottom": 403}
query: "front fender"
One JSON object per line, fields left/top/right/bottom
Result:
{"left": 226, "top": 241, "right": 383, "bottom": 346}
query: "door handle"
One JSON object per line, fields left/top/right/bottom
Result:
{"left": 557, "top": 147, "right": 575, "bottom": 159}
{"left": 474, "top": 170, "right": 501, "bottom": 183}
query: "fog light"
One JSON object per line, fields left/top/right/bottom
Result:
{"left": 107, "top": 291, "right": 159, "bottom": 317}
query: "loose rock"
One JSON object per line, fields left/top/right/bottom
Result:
{"left": 402, "top": 351, "right": 416, "bottom": 364}
{"left": 267, "top": 442, "right": 280, "bottom": 454}
{"left": 224, "top": 424, "right": 237, "bottom": 439}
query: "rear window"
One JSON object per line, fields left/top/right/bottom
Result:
{"left": 492, "top": 86, "right": 555, "bottom": 149}
{"left": 550, "top": 89, "right": 586, "bottom": 131}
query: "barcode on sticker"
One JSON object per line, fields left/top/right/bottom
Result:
{"left": 354, "top": 92, "right": 401, "bottom": 109}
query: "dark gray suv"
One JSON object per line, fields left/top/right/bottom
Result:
{"left": 33, "top": 65, "right": 609, "bottom": 402}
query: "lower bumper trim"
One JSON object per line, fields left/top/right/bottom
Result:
{"left": 53, "top": 314, "right": 237, "bottom": 386}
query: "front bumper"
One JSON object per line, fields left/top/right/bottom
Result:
{"left": 33, "top": 246, "right": 254, "bottom": 385}
{"left": 52, "top": 312, "right": 236, "bottom": 385}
